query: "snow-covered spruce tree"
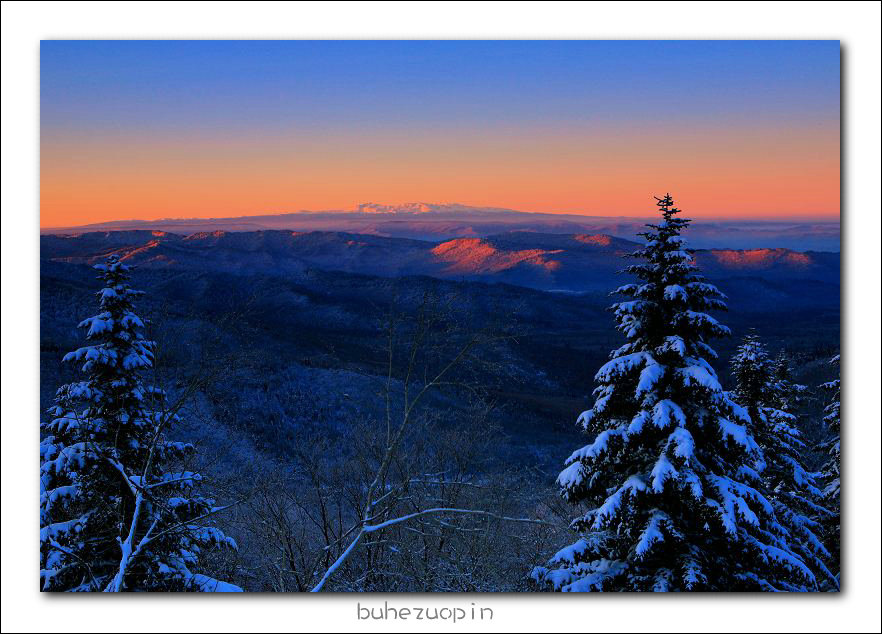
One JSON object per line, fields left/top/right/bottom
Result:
{"left": 532, "top": 194, "right": 815, "bottom": 592}
{"left": 817, "top": 354, "right": 841, "bottom": 504}
{"left": 816, "top": 354, "right": 841, "bottom": 581}
{"left": 770, "top": 351, "right": 806, "bottom": 409}
{"left": 730, "top": 336, "right": 837, "bottom": 589}
{"left": 40, "top": 255, "right": 240, "bottom": 592}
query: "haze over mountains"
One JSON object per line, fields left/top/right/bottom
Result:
{"left": 41, "top": 228, "right": 840, "bottom": 305}
{"left": 41, "top": 203, "right": 841, "bottom": 252}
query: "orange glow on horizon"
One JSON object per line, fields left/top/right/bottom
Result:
{"left": 40, "top": 122, "right": 840, "bottom": 228}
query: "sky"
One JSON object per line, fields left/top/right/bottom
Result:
{"left": 40, "top": 40, "right": 840, "bottom": 227}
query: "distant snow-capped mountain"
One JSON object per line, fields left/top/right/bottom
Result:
{"left": 353, "top": 202, "right": 515, "bottom": 214}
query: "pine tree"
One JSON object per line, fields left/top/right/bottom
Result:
{"left": 770, "top": 350, "right": 808, "bottom": 413}
{"left": 818, "top": 354, "right": 841, "bottom": 503}
{"left": 816, "top": 353, "right": 841, "bottom": 583}
{"left": 532, "top": 195, "right": 816, "bottom": 591}
{"left": 40, "top": 256, "right": 240, "bottom": 592}
{"left": 730, "top": 336, "right": 837, "bottom": 589}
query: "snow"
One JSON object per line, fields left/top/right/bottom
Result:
{"left": 682, "top": 469, "right": 704, "bottom": 500}
{"left": 188, "top": 574, "right": 244, "bottom": 592}
{"left": 736, "top": 464, "right": 762, "bottom": 483}
{"left": 538, "top": 557, "right": 628, "bottom": 592}
{"left": 122, "top": 351, "right": 150, "bottom": 369}
{"left": 120, "top": 312, "right": 144, "bottom": 328}
{"left": 40, "top": 516, "right": 88, "bottom": 542}
{"left": 652, "top": 399, "right": 686, "bottom": 429}
{"left": 676, "top": 310, "right": 731, "bottom": 336}
{"left": 565, "top": 428, "right": 627, "bottom": 464}
{"left": 635, "top": 510, "right": 669, "bottom": 557}
{"left": 657, "top": 335, "right": 687, "bottom": 357}
{"left": 549, "top": 538, "right": 589, "bottom": 566}
{"left": 80, "top": 315, "right": 114, "bottom": 337}
{"left": 561, "top": 560, "right": 627, "bottom": 592}
{"left": 40, "top": 485, "right": 79, "bottom": 516}
{"left": 591, "top": 475, "right": 647, "bottom": 529}
{"left": 686, "top": 281, "right": 726, "bottom": 298}
{"left": 159, "top": 471, "right": 203, "bottom": 488}
{"left": 743, "top": 535, "right": 813, "bottom": 581}
{"left": 650, "top": 453, "right": 678, "bottom": 493}
{"left": 663, "top": 284, "right": 688, "bottom": 301}
{"left": 557, "top": 461, "right": 584, "bottom": 490}
{"left": 652, "top": 569, "right": 674, "bottom": 592}
{"left": 192, "top": 526, "right": 238, "bottom": 550}
{"left": 718, "top": 418, "right": 756, "bottom": 451}
{"left": 576, "top": 408, "right": 595, "bottom": 429}
{"left": 614, "top": 300, "right": 651, "bottom": 316}
{"left": 595, "top": 352, "right": 651, "bottom": 382}
{"left": 41, "top": 442, "right": 90, "bottom": 475}
{"left": 681, "top": 559, "right": 707, "bottom": 589}
{"left": 662, "top": 249, "right": 693, "bottom": 262}
{"left": 636, "top": 361, "right": 665, "bottom": 396}
{"left": 627, "top": 410, "right": 650, "bottom": 434}
{"left": 695, "top": 340, "right": 719, "bottom": 359}
{"left": 678, "top": 364, "right": 722, "bottom": 392}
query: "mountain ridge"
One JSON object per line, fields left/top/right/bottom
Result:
{"left": 41, "top": 229, "right": 840, "bottom": 295}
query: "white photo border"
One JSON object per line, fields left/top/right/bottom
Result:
{"left": 2, "top": 2, "right": 879, "bottom": 632}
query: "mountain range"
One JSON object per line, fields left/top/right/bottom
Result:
{"left": 40, "top": 226, "right": 840, "bottom": 483}
{"left": 41, "top": 229, "right": 840, "bottom": 297}
{"left": 41, "top": 203, "right": 841, "bottom": 252}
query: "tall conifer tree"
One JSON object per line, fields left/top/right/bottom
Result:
{"left": 533, "top": 195, "right": 815, "bottom": 591}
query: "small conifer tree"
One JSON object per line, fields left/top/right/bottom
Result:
{"left": 815, "top": 353, "right": 841, "bottom": 585}
{"left": 731, "top": 336, "right": 837, "bottom": 589}
{"left": 40, "top": 256, "right": 240, "bottom": 591}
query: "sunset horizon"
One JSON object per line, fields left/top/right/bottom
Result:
{"left": 40, "top": 200, "right": 841, "bottom": 230}
{"left": 41, "top": 40, "right": 839, "bottom": 228}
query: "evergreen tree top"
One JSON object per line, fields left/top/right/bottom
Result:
{"left": 61, "top": 255, "right": 152, "bottom": 377}
{"left": 613, "top": 194, "right": 728, "bottom": 358}
{"left": 731, "top": 332, "right": 776, "bottom": 405}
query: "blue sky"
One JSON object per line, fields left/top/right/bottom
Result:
{"left": 40, "top": 40, "right": 840, "bottom": 224}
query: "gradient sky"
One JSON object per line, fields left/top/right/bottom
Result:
{"left": 40, "top": 40, "right": 840, "bottom": 227}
